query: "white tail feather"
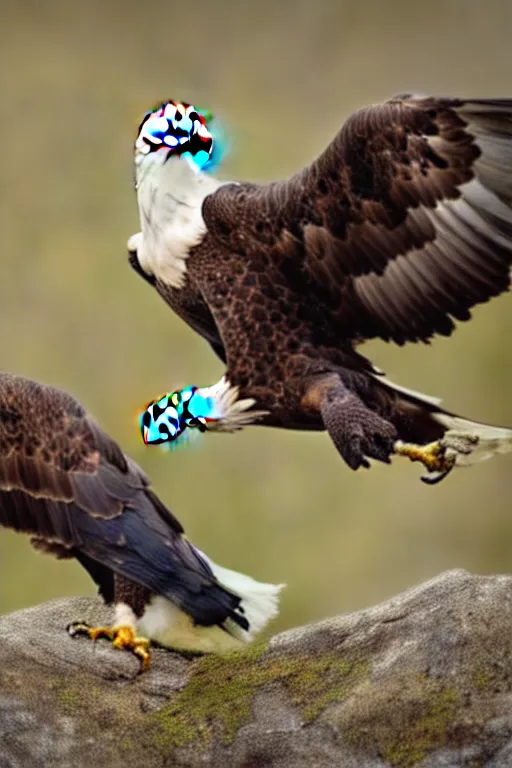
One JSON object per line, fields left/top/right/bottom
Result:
{"left": 137, "top": 559, "right": 284, "bottom": 654}
{"left": 200, "top": 552, "right": 285, "bottom": 642}
{"left": 433, "top": 413, "right": 512, "bottom": 466}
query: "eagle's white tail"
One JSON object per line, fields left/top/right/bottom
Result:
{"left": 202, "top": 554, "right": 285, "bottom": 641}
{"left": 137, "top": 557, "right": 284, "bottom": 654}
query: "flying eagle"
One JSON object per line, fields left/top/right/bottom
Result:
{"left": 128, "top": 96, "right": 512, "bottom": 483}
{"left": 0, "top": 372, "right": 282, "bottom": 668}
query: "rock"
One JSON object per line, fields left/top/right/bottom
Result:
{"left": 1, "top": 570, "right": 512, "bottom": 767}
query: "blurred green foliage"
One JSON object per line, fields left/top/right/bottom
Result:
{"left": 0, "top": 0, "right": 511, "bottom": 632}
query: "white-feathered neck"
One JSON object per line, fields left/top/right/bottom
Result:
{"left": 131, "top": 153, "right": 225, "bottom": 289}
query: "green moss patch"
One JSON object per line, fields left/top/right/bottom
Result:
{"left": 146, "top": 641, "right": 367, "bottom": 751}
{"left": 381, "top": 684, "right": 459, "bottom": 768}
{"left": 341, "top": 674, "right": 462, "bottom": 768}
{"left": 56, "top": 680, "right": 101, "bottom": 713}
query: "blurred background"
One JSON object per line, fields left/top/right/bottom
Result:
{"left": 0, "top": 0, "right": 511, "bottom": 633}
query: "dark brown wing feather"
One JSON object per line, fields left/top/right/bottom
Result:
{"left": 128, "top": 248, "right": 226, "bottom": 363}
{"left": 203, "top": 95, "right": 512, "bottom": 345}
{"left": 0, "top": 372, "right": 145, "bottom": 528}
{"left": 0, "top": 372, "right": 245, "bottom": 627}
{"left": 154, "top": 279, "right": 227, "bottom": 363}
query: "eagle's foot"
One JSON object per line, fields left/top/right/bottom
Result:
{"left": 394, "top": 440, "right": 457, "bottom": 484}
{"left": 321, "top": 391, "right": 398, "bottom": 470}
{"left": 67, "top": 622, "right": 151, "bottom": 671}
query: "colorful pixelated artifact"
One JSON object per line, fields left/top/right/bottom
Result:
{"left": 139, "top": 378, "right": 266, "bottom": 449}
{"left": 135, "top": 101, "right": 221, "bottom": 171}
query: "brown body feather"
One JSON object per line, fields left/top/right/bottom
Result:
{"left": 132, "top": 95, "right": 512, "bottom": 469}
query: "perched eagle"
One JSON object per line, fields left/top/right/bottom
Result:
{"left": 0, "top": 372, "right": 282, "bottom": 668}
{"left": 128, "top": 96, "right": 512, "bottom": 483}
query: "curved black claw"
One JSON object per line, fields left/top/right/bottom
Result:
{"left": 67, "top": 620, "right": 91, "bottom": 637}
{"left": 420, "top": 464, "right": 456, "bottom": 485}
{"left": 67, "top": 621, "right": 114, "bottom": 643}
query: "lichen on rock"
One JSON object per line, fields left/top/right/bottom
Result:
{"left": 2, "top": 570, "right": 512, "bottom": 767}
{"left": 144, "top": 641, "right": 368, "bottom": 750}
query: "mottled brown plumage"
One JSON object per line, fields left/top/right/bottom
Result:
{"left": 0, "top": 371, "right": 247, "bottom": 627}
{"left": 131, "top": 95, "right": 512, "bottom": 473}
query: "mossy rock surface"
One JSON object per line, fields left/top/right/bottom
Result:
{"left": 2, "top": 570, "right": 512, "bottom": 767}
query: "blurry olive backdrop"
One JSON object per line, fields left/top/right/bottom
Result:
{"left": 0, "top": 0, "right": 511, "bottom": 631}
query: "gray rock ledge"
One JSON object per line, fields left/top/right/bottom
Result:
{"left": 1, "top": 569, "right": 512, "bottom": 768}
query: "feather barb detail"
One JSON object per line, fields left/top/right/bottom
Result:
{"left": 192, "top": 377, "right": 268, "bottom": 432}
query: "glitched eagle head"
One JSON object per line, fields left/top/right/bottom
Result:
{"left": 140, "top": 394, "right": 182, "bottom": 446}
{"left": 135, "top": 101, "right": 221, "bottom": 172}
{"left": 139, "top": 387, "right": 209, "bottom": 447}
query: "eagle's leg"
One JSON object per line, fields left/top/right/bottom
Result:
{"left": 68, "top": 579, "right": 152, "bottom": 671}
{"left": 394, "top": 440, "right": 457, "bottom": 484}
{"left": 313, "top": 377, "right": 398, "bottom": 470}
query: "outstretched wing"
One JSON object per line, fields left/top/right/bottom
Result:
{"left": 203, "top": 95, "right": 512, "bottom": 345}
{"left": 0, "top": 373, "right": 244, "bottom": 626}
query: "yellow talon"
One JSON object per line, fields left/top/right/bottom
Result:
{"left": 67, "top": 622, "right": 151, "bottom": 671}
{"left": 86, "top": 625, "right": 116, "bottom": 642}
{"left": 112, "top": 626, "right": 151, "bottom": 670}
{"left": 394, "top": 440, "right": 456, "bottom": 483}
